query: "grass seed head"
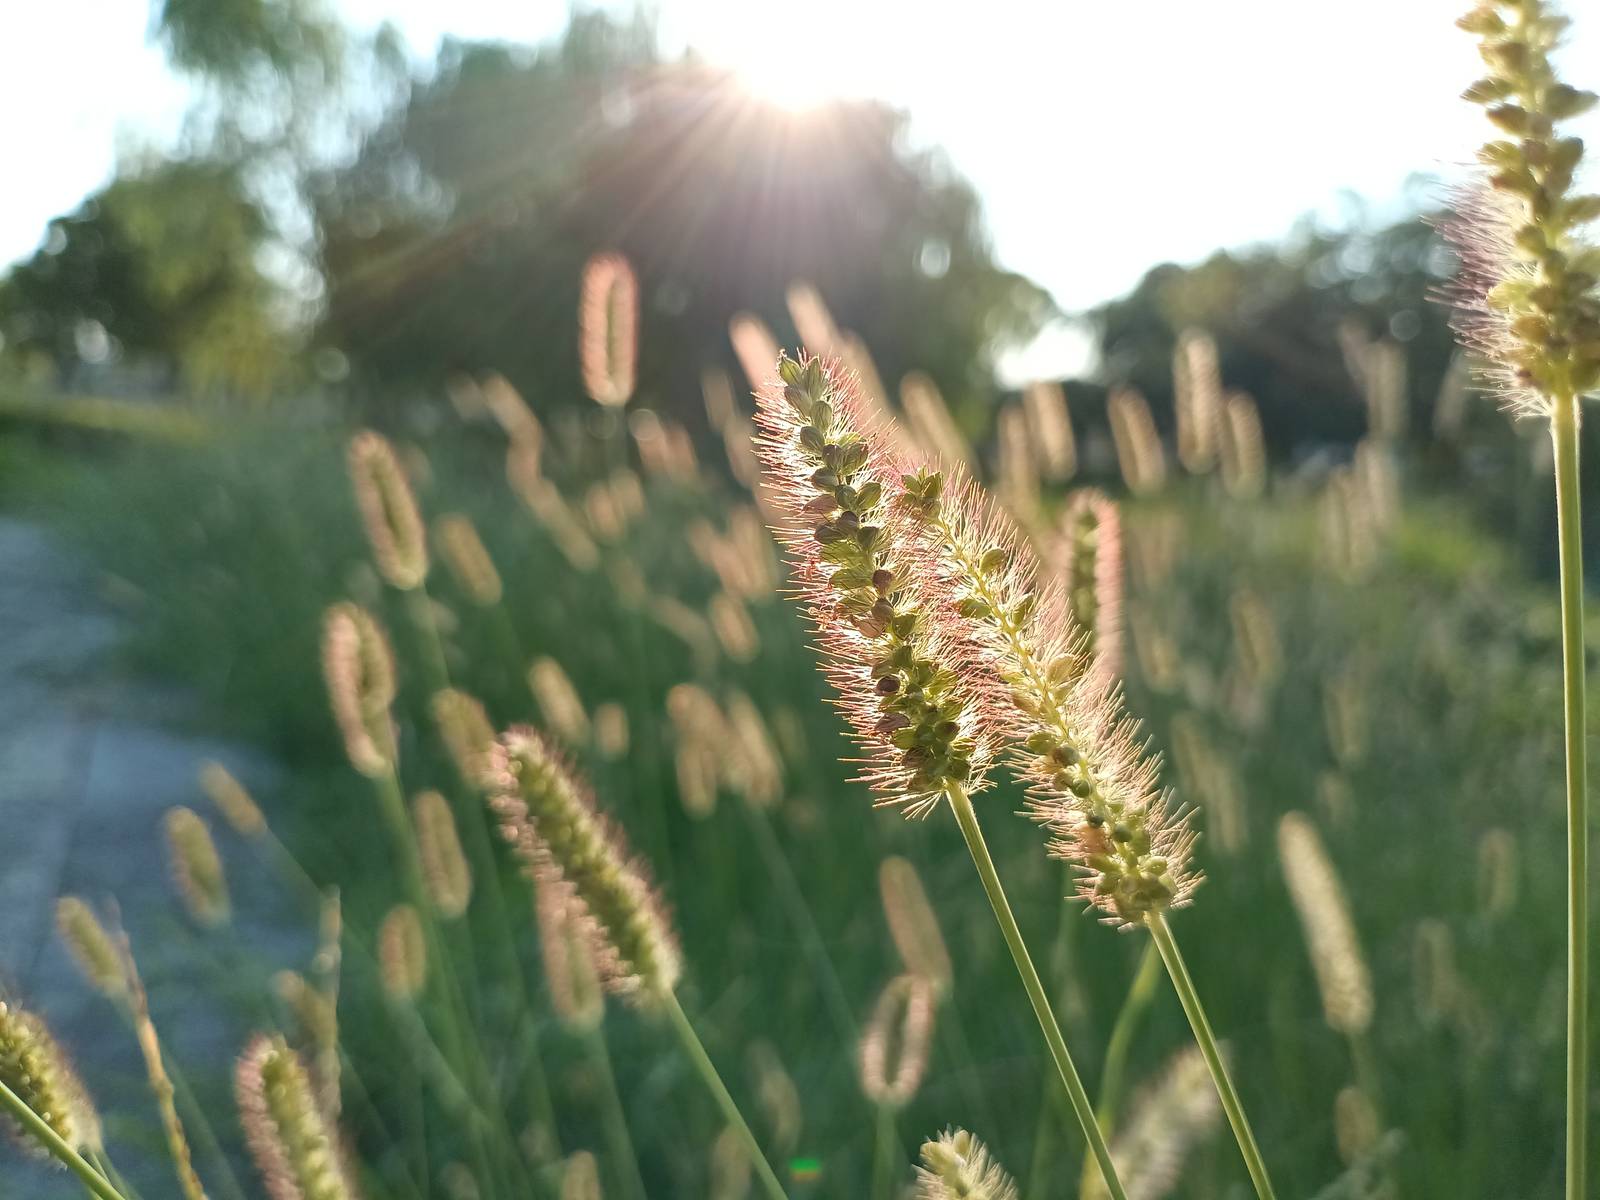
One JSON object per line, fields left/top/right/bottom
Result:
{"left": 0, "top": 999, "right": 101, "bottom": 1157}
{"left": 535, "top": 883, "right": 605, "bottom": 1033}
{"left": 164, "top": 806, "right": 231, "bottom": 928}
{"left": 431, "top": 688, "right": 497, "bottom": 789}
{"left": 1052, "top": 489, "right": 1124, "bottom": 685}
{"left": 1278, "top": 811, "right": 1374, "bottom": 1035}
{"left": 858, "top": 973, "right": 936, "bottom": 1109}
{"left": 55, "top": 896, "right": 128, "bottom": 999}
{"left": 237, "top": 1034, "right": 361, "bottom": 1200}
{"left": 378, "top": 905, "right": 428, "bottom": 1001}
{"left": 433, "top": 513, "right": 503, "bottom": 606}
{"left": 347, "top": 431, "right": 428, "bottom": 590}
{"left": 916, "top": 1129, "right": 1017, "bottom": 1200}
{"left": 579, "top": 252, "right": 638, "bottom": 408}
{"left": 413, "top": 790, "right": 473, "bottom": 919}
{"left": 878, "top": 856, "right": 953, "bottom": 996}
{"left": 321, "top": 603, "right": 397, "bottom": 778}
{"left": 199, "top": 760, "right": 267, "bottom": 838}
{"left": 751, "top": 353, "right": 997, "bottom": 816}
{"left": 490, "top": 727, "right": 681, "bottom": 1002}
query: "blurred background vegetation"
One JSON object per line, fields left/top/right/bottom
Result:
{"left": 1, "top": 2, "right": 1596, "bottom": 1199}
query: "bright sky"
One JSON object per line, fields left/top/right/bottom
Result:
{"left": 4, "top": 0, "right": 1598, "bottom": 378}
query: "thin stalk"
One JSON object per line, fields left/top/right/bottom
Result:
{"left": 1553, "top": 391, "right": 1589, "bottom": 1200}
{"left": 871, "top": 1103, "right": 897, "bottom": 1200}
{"left": 586, "top": 1027, "right": 649, "bottom": 1200}
{"left": 1146, "top": 913, "right": 1276, "bottom": 1200}
{"left": 0, "top": 1079, "right": 126, "bottom": 1200}
{"left": 943, "top": 781, "right": 1128, "bottom": 1200}
{"left": 658, "top": 987, "right": 789, "bottom": 1200}
{"left": 1075, "top": 939, "right": 1163, "bottom": 1199}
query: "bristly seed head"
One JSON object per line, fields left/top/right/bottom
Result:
{"left": 915, "top": 1129, "right": 1018, "bottom": 1200}
{"left": 236, "top": 1034, "right": 362, "bottom": 1200}
{"left": 55, "top": 897, "right": 128, "bottom": 1000}
{"left": 0, "top": 999, "right": 101, "bottom": 1158}
{"left": 199, "top": 760, "right": 267, "bottom": 839}
{"left": 1450, "top": 1, "right": 1600, "bottom": 412}
{"left": 412, "top": 791, "right": 473, "bottom": 919}
{"left": 900, "top": 468, "right": 1198, "bottom": 927}
{"left": 1050, "top": 489, "right": 1124, "bottom": 687}
{"left": 579, "top": 252, "right": 638, "bottom": 408}
{"left": 321, "top": 603, "right": 397, "bottom": 778}
{"left": 488, "top": 727, "right": 681, "bottom": 1003}
{"left": 433, "top": 513, "right": 503, "bottom": 607}
{"left": 751, "top": 353, "right": 996, "bottom": 817}
{"left": 431, "top": 688, "right": 497, "bottom": 789}
{"left": 163, "top": 806, "right": 231, "bottom": 928}
{"left": 347, "top": 431, "right": 428, "bottom": 590}
{"left": 858, "top": 973, "right": 936, "bottom": 1109}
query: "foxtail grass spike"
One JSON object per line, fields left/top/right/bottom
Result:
{"left": 55, "top": 897, "right": 128, "bottom": 1000}
{"left": 199, "top": 760, "right": 266, "bottom": 838}
{"left": 1083, "top": 1045, "right": 1222, "bottom": 1200}
{"left": 1023, "top": 380, "right": 1076, "bottom": 481}
{"left": 0, "top": 999, "right": 101, "bottom": 1158}
{"left": 378, "top": 905, "right": 428, "bottom": 1001}
{"left": 996, "top": 405, "right": 1040, "bottom": 523}
{"left": 594, "top": 702, "right": 630, "bottom": 760}
{"left": 561, "top": 1149, "right": 603, "bottom": 1200}
{"left": 413, "top": 790, "right": 473, "bottom": 919}
{"left": 1278, "top": 813, "right": 1373, "bottom": 1036}
{"left": 431, "top": 688, "right": 497, "bottom": 790}
{"left": 916, "top": 1129, "right": 1017, "bottom": 1200}
{"left": 900, "top": 372, "right": 974, "bottom": 469}
{"left": 1108, "top": 386, "right": 1167, "bottom": 495}
{"left": 580, "top": 252, "right": 638, "bottom": 408}
{"left": 321, "top": 603, "right": 397, "bottom": 778}
{"left": 1173, "top": 329, "right": 1223, "bottom": 473}
{"left": 163, "top": 806, "right": 231, "bottom": 928}
{"left": 482, "top": 372, "right": 544, "bottom": 451}
{"left": 433, "top": 513, "right": 503, "bottom": 606}
{"left": 877, "top": 857, "right": 953, "bottom": 997}
{"left": 1052, "top": 489, "right": 1124, "bottom": 686}
{"left": 786, "top": 280, "right": 842, "bottom": 355}
{"left": 898, "top": 466, "right": 1197, "bottom": 926}
{"left": 529, "top": 657, "right": 592, "bottom": 746}
{"left": 858, "top": 973, "right": 936, "bottom": 1108}
{"left": 750, "top": 353, "right": 997, "bottom": 816}
{"left": 347, "top": 430, "right": 428, "bottom": 590}
{"left": 730, "top": 313, "right": 782, "bottom": 392}
{"left": 1219, "top": 391, "right": 1266, "bottom": 499}
{"left": 489, "top": 728, "right": 681, "bottom": 1002}
{"left": 236, "top": 1034, "right": 362, "bottom": 1200}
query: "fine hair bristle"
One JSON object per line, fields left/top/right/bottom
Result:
{"left": 321, "top": 602, "right": 397, "bottom": 778}
{"left": 412, "top": 790, "right": 473, "bottom": 919}
{"left": 877, "top": 856, "right": 953, "bottom": 995}
{"left": 750, "top": 353, "right": 997, "bottom": 817}
{"left": 1278, "top": 811, "right": 1374, "bottom": 1036}
{"left": 431, "top": 688, "right": 498, "bottom": 790}
{"left": 0, "top": 998, "right": 101, "bottom": 1157}
{"left": 1083, "top": 1044, "right": 1222, "bottom": 1200}
{"left": 489, "top": 727, "right": 681, "bottom": 1002}
{"left": 55, "top": 896, "right": 128, "bottom": 999}
{"left": 579, "top": 252, "right": 638, "bottom": 408}
{"left": 857, "top": 973, "right": 936, "bottom": 1109}
{"left": 915, "top": 1129, "right": 1018, "bottom": 1200}
{"left": 378, "top": 905, "right": 428, "bottom": 1001}
{"left": 198, "top": 760, "right": 267, "bottom": 838}
{"left": 163, "top": 806, "right": 231, "bottom": 928}
{"left": 347, "top": 430, "right": 428, "bottom": 590}
{"left": 1022, "top": 380, "right": 1076, "bottom": 482}
{"left": 898, "top": 466, "right": 1198, "bottom": 925}
{"left": 236, "top": 1034, "right": 362, "bottom": 1200}
{"left": 433, "top": 513, "right": 503, "bottom": 607}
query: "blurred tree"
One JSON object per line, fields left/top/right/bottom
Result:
{"left": 0, "top": 159, "right": 290, "bottom": 398}
{"left": 1091, "top": 199, "right": 1461, "bottom": 457}
{"left": 312, "top": 12, "right": 1052, "bottom": 423}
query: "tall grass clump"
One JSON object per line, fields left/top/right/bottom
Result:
{"left": 1450, "top": 4, "right": 1600, "bottom": 1193}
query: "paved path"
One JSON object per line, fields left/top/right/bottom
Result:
{"left": 0, "top": 516, "right": 308, "bottom": 1197}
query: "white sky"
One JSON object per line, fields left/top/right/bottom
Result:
{"left": 4, "top": 0, "right": 1598, "bottom": 378}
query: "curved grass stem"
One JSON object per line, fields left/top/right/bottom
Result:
{"left": 1146, "top": 913, "right": 1276, "bottom": 1200}
{"left": 659, "top": 987, "right": 789, "bottom": 1200}
{"left": 943, "top": 781, "right": 1128, "bottom": 1200}
{"left": 1553, "top": 393, "right": 1589, "bottom": 1200}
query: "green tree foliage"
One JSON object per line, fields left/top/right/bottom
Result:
{"left": 0, "top": 159, "right": 290, "bottom": 398}
{"left": 313, "top": 12, "right": 1052, "bottom": 420}
{"left": 1091, "top": 203, "right": 1461, "bottom": 454}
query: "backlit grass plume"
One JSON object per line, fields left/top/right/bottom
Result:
{"left": 579, "top": 252, "right": 638, "bottom": 408}
{"left": 321, "top": 602, "right": 397, "bottom": 778}
{"left": 0, "top": 999, "right": 100, "bottom": 1159}
{"left": 915, "top": 1129, "right": 1017, "bottom": 1200}
{"left": 898, "top": 467, "right": 1195, "bottom": 925}
{"left": 431, "top": 687, "right": 497, "bottom": 789}
{"left": 236, "top": 1034, "right": 361, "bottom": 1200}
{"left": 199, "top": 760, "right": 266, "bottom": 838}
{"left": 858, "top": 973, "right": 936, "bottom": 1109}
{"left": 378, "top": 905, "right": 427, "bottom": 1001}
{"left": 1278, "top": 812, "right": 1373, "bottom": 1037}
{"left": 347, "top": 431, "right": 427, "bottom": 590}
{"left": 1083, "top": 1046, "right": 1222, "bottom": 1200}
{"left": 750, "top": 354, "right": 995, "bottom": 817}
{"left": 489, "top": 727, "right": 681, "bottom": 1002}
{"left": 433, "top": 513, "right": 502, "bottom": 607}
{"left": 535, "top": 883, "right": 605, "bottom": 1032}
{"left": 878, "top": 856, "right": 953, "bottom": 996}
{"left": 1023, "top": 380, "right": 1076, "bottom": 482}
{"left": 163, "top": 806, "right": 231, "bottom": 928}
{"left": 55, "top": 897, "right": 128, "bottom": 1000}
{"left": 1173, "top": 330, "right": 1222, "bottom": 473}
